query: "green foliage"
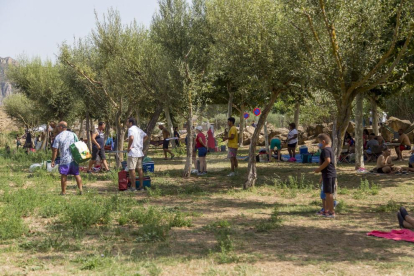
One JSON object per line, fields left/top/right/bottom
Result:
{"left": 335, "top": 200, "right": 347, "bottom": 214}
{"left": 354, "top": 179, "right": 380, "bottom": 199}
{"left": 376, "top": 200, "right": 398, "bottom": 213}
{"left": 256, "top": 206, "right": 282, "bottom": 233}
{"left": 62, "top": 197, "right": 112, "bottom": 232}
{"left": 0, "top": 208, "right": 28, "bottom": 240}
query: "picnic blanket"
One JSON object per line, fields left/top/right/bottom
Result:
{"left": 282, "top": 154, "right": 320, "bottom": 163}
{"left": 367, "top": 229, "right": 414, "bottom": 243}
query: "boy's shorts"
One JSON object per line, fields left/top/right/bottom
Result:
{"left": 322, "top": 177, "right": 336, "bottom": 194}
{"left": 228, "top": 148, "right": 238, "bottom": 158}
{"left": 59, "top": 162, "right": 80, "bottom": 176}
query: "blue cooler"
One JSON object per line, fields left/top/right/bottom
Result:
{"left": 135, "top": 176, "right": 151, "bottom": 188}
{"left": 301, "top": 153, "right": 313, "bottom": 163}
{"left": 299, "top": 146, "right": 308, "bottom": 155}
{"left": 143, "top": 161, "right": 154, "bottom": 173}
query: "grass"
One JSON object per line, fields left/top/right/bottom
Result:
{"left": 0, "top": 145, "right": 413, "bottom": 275}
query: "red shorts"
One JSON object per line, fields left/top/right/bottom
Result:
{"left": 400, "top": 145, "right": 411, "bottom": 151}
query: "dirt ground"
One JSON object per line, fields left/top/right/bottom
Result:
{"left": 1, "top": 145, "right": 414, "bottom": 276}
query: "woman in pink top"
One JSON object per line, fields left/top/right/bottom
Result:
{"left": 207, "top": 125, "right": 216, "bottom": 152}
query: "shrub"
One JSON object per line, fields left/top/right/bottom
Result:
{"left": 63, "top": 197, "right": 112, "bottom": 231}
{"left": 0, "top": 208, "right": 28, "bottom": 240}
{"left": 377, "top": 200, "right": 398, "bottom": 213}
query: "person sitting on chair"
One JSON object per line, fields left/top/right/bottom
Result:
{"left": 394, "top": 129, "right": 411, "bottom": 161}
{"left": 364, "top": 133, "right": 379, "bottom": 162}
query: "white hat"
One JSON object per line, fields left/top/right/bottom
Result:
{"left": 196, "top": 126, "right": 203, "bottom": 131}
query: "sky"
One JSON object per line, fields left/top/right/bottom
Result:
{"left": 0, "top": 0, "right": 160, "bottom": 61}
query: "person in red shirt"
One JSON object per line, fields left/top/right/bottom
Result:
{"left": 195, "top": 126, "right": 208, "bottom": 176}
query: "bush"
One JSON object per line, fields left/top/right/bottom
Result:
{"left": 377, "top": 200, "right": 398, "bottom": 213}
{"left": 0, "top": 208, "right": 28, "bottom": 240}
{"left": 63, "top": 197, "right": 112, "bottom": 231}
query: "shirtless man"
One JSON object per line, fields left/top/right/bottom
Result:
{"left": 376, "top": 148, "right": 401, "bottom": 174}
{"left": 159, "top": 124, "right": 175, "bottom": 160}
{"left": 394, "top": 129, "right": 411, "bottom": 161}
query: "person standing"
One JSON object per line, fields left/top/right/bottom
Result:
{"left": 173, "top": 127, "right": 180, "bottom": 147}
{"left": 16, "top": 134, "right": 21, "bottom": 149}
{"left": 24, "top": 130, "right": 33, "bottom": 154}
{"left": 207, "top": 125, "right": 216, "bottom": 152}
{"left": 223, "top": 117, "right": 239, "bottom": 177}
{"left": 159, "top": 124, "right": 175, "bottom": 160}
{"left": 195, "top": 126, "right": 208, "bottom": 176}
{"left": 287, "top": 123, "right": 298, "bottom": 159}
{"left": 127, "top": 118, "right": 148, "bottom": 191}
{"left": 394, "top": 129, "right": 411, "bottom": 161}
{"left": 314, "top": 134, "right": 337, "bottom": 218}
{"left": 51, "top": 121, "right": 83, "bottom": 195}
{"left": 87, "top": 122, "right": 110, "bottom": 173}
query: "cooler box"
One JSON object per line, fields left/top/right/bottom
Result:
{"left": 143, "top": 161, "right": 154, "bottom": 173}
{"left": 301, "top": 153, "right": 313, "bottom": 163}
{"left": 118, "top": 171, "right": 128, "bottom": 191}
{"left": 135, "top": 176, "right": 151, "bottom": 188}
{"left": 299, "top": 146, "right": 308, "bottom": 155}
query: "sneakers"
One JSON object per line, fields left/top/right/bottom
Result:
{"left": 197, "top": 172, "right": 207, "bottom": 176}
{"left": 227, "top": 172, "right": 236, "bottom": 177}
{"left": 324, "top": 212, "right": 335, "bottom": 218}
{"left": 316, "top": 208, "right": 325, "bottom": 215}
{"left": 128, "top": 188, "right": 138, "bottom": 192}
{"left": 191, "top": 169, "right": 199, "bottom": 174}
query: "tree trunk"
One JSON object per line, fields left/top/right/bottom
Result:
{"left": 78, "top": 118, "right": 83, "bottom": 138}
{"left": 86, "top": 112, "right": 92, "bottom": 151}
{"left": 264, "top": 121, "right": 270, "bottom": 158}
{"left": 143, "top": 105, "right": 163, "bottom": 155}
{"left": 333, "top": 101, "right": 353, "bottom": 163}
{"left": 136, "top": 106, "right": 140, "bottom": 127}
{"left": 165, "top": 105, "right": 175, "bottom": 148}
{"left": 371, "top": 98, "right": 379, "bottom": 136}
{"left": 294, "top": 102, "right": 300, "bottom": 128}
{"left": 355, "top": 93, "right": 365, "bottom": 170}
{"left": 183, "top": 95, "right": 194, "bottom": 178}
{"left": 40, "top": 122, "right": 48, "bottom": 151}
{"left": 244, "top": 90, "right": 280, "bottom": 189}
{"left": 239, "top": 104, "right": 245, "bottom": 147}
{"left": 227, "top": 91, "right": 234, "bottom": 118}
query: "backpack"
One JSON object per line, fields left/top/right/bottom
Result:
{"left": 70, "top": 133, "right": 92, "bottom": 164}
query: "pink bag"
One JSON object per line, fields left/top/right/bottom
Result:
{"left": 288, "top": 157, "right": 297, "bottom": 162}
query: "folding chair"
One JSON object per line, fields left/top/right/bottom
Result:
{"left": 370, "top": 145, "right": 383, "bottom": 162}
{"left": 339, "top": 145, "right": 350, "bottom": 163}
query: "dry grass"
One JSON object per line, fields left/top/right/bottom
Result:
{"left": 0, "top": 146, "right": 414, "bottom": 275}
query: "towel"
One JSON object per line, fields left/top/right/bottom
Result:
{"left": 367, "top": 229, "right": 414, "bottom": 243}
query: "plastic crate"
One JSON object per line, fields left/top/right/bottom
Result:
{"left": 143, "top": 161, "right": 154, "bottom": 173}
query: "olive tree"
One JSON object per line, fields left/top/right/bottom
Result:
{"left": 207, "top": 0, "right": 306, "bottom": 188}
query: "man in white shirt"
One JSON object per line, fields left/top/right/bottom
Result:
{"left": 127, "top": 118, "right": 148, "bottom": 191}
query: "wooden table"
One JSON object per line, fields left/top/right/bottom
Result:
{"left": 385, "top": 143, "right": 400, "bottom": 148}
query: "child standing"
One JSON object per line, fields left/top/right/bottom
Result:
{"left": 314, "top": 134, "right": 337, "bottom": 218}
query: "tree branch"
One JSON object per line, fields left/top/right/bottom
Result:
{"left": 61, "top": 58, "right": 118, "bottom": 108}
{"left": 319, "top": 0, "right": 346, "bottom": 92}
{"left": 347, "top": 0, "right": 407, "bottom": 94}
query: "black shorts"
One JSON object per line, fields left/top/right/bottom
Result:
{"left": 322, "top": 177, "right": 336, "bottom": 194}
{"left": 92, "top": 146, "right": 106, "bottom": 161}
{"left": 377, "top": 167, "right": 385, "bottom": 173}
{"left": 288, "top": 143, "right": 297, "bottom": 148}
{"left": 163, "top": 140, "right": 169, "bottom": 149}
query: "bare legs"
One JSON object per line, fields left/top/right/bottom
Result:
{"left": 199, "top": 156, "right": 206, "bottom": 173}
{"left": 325, "top": 193, "right": 334, "bottom": 214}
{"left": 163, "top": 149, "right": 174, "bottom": 159}
{"left": 230, "top": 157, "right": 238, "bottom": 172}
{"left": 129, "top": 168, "right": 143, "bottom": 190}
{"left": 403, "top": 215, "right": 414, "bottom": 229}
{"left": 61, "top": 175, "right": 82, "bottom": 195}
{"left": 288, "top": 147, "right": 296, "bottom": 158}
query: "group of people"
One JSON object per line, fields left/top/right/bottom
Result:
{"left": 16, "top": 131, "right": 42, "bottom": 154}
{"left": 269, "top": 123, "right": 299, "bottom": 161}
